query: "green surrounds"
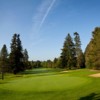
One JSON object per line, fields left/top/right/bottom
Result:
{"left": 0, "top": 68, "right": 100, "bottom": 100}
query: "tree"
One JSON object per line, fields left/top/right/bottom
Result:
{"left": 60, "top": 33, "right": 76, "bottom": 69}
{"left": 35, "top": 60, "right": 42, "bottom": 68}
{"left": 74, "top": 32, "right": 81, "bottom": 57}
{"left": 85, "top": 27, "right": 100, "bottom": 69}
{"left": 53, "top": 58, "right": 58, "bottom": 68}
{"left": 85, "top": 40, "right": 94, "bottom": 68}
{"left": 46, "top": 60, "right": 53, "bottom": 68}
{"left": 74, "top": 32, "right": 84, "bottom": 68}
{"left": 0, "top": 44, "right": 8, "bottom": 79}
{"left": 41, "top": 61, "right": 47, "bottom": 68}
{"left": 9, "top": 34, "right": 24, "bottom": 74}
{"left": 77, "top": 50, "right": 85, "bottom": 68}
{"left": 23, "top": 49, "right": 29, "bottom": 63}
{"left": 55, "top": 57, "right": 62, "bottom": 68}
{"left": 23, "top": 49, "right": 29, "bottom": 69}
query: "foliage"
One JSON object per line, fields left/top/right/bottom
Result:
{"left": 85, "top": 41, "right": 94, "bottom": 68}
{"left": 85, "top": 27, "right": 100, "bottom": 69}
{"left": 23, "top": 49, "right": 30, "bottom": 69}
{"left": 9, "top": 34, "right": 25, "bottom": 74}
{"left": 74, "top": 32, "right": 85, "bottom": 68}
{"left": 23, "top": 49, "right": 29, "bottom": 63}
{"left": 0, "top": 44, "right": 8, "bottom": 79}
{"left": 60, "top": 33, "right": 76, "bottom": 69}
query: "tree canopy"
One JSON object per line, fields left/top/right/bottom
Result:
{"left": 85, "top": 27, "right": 100, "bottom": 69}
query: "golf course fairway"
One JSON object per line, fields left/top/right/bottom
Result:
{"left": 0, "top": 68, "right": 100, "bottom": 100}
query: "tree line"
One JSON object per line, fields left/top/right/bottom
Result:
{"left": 30, "top": 27, "right": 100, "bottom": 70}
{"left": 0, "top": 27, "right": 100, "bottom": 79}
{"left": 37, "top": 32, "right": 85, "bottom": 69}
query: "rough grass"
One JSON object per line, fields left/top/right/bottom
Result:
{"left": 0, "top": 68, "right": 100, "bottom": 100}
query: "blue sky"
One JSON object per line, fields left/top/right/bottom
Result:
{"left": 0, "top": 0, "right": 100, "bottom": 61}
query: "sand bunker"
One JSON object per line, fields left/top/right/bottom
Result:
{"left": 62, "top": 70, "right": 69, "bottom": 73}
{"left": 90, "top": 73, "right": 100, "bottom": 77}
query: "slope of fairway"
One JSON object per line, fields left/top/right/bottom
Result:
{"left": 0, "top": 74, "right": 88, "bottom": 92}
{"left": 0, "top": 68, "right": 100, "bottom": 100}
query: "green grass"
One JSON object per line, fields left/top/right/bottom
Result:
{"left": 0, "top": 68, "right": 100, "bottom": 100}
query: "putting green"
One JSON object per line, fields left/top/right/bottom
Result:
{"left": 0, "top": 74, "right": 89, "bottom": 92}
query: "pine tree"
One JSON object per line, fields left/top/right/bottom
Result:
{"left": 60, "top": 33, "right": 76, "bottom": 69}
{"left": 53, "top": 58, "right": 58, "bottom": 68}
{"left": 74, "top": 32, "right": 81, "bottom": 56}
{"left": 0, "top": 44, "right": 8, "bottom": 79}
{"left": 9, "top": 34, "right": 24, "bottom": 74}
{"left": 74, "top": 32, "right": 84, "bottom": 68}
{"left": 23, "top": 49, "right": 29, "bottom": 63}
{"left": 60, "top": 40, "right": 68, "bottom": 68}
{"left": 23, "top": 49, "right": 29, "bottom": 69}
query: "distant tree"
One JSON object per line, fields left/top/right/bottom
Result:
{"left": 9, "top": 34, "right": 24, "bottom": 74}
{"left": 0, "top": 44, "right": 8, "bottom": 79}
{"left": 36, "top": 60, "right": 42, "bottom": 68}
{"left": 53, "top": 58, "right": 58, "bottom": 68}
{"left": 23, "top": 49, "right": 29, "bottom": 63}
{"left": 41, "top": 61, "right": 48, "bottom": 68}
{"left": 60, "top": 33, "right": 76, "bottom": 69}
{"left": 30, "top": 60, "right": 36, "bottom": 68}
{"left": 74, "top": 32, "right": 81, "bottom": 56}
{"left": 47, "top": 60, "right": 53, "bottom": 68}
{"left": 55, "top": 57, "right": 62, "bottom": 68}
{"left": 23, "top": 49, "right": 29, "bottom": 69}
{"left": 74, "top": 32, "right": 85, "bottom": 68}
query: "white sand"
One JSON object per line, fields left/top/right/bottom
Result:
{"left": 90, "top": 73, "right": 100, "bottom": 77}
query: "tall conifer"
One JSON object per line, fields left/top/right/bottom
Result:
{"left": 9, "top": 34, "right": 24, "bottom": 74}
{"left": 61, "top": 33, "right": 76, "bottom": 69}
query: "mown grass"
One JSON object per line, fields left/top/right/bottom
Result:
{"left": 0, "top": 68, "right": 100, "bottom": 100}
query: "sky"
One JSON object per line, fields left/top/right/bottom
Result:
{"left": 0, "top": 0, "right": 100, "bottom": 61}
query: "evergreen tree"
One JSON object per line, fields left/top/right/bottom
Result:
{"left": 23, "top": 49, "right": 29, "bottom": 63}
{"left": 23, "top": 49, "right": 29, "bottom": 69}
{"left": 85, "top": 41, "right": 94, "bottom": 68}
{"left": 60, "top": 40, "right": 68, "bottom": 68}
{"left": 77, "top": 50, "right": 85, "bottom": 68}
{"left": 85, "top": 27, "right": 100, "bottom": 69}
{"left": 9, "top": 34, "right": 24, "bottom": 74}
{"left": 0, "top": 44, "right": 8, "bottom": 79}
{"left": 74, "top": 32, "right": 84, "bottom": 68}
{"left": 74, "top": 32, "right": 81, "bottom": 57}
{"left": 53, "top": 58, "right": 58, "bottom": 68}
{"left": 60, "top": 33, "right": 76, "bottom": 69}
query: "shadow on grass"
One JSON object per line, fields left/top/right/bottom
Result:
{"left": 21, "top": 68, "right": 62, "bottom": 75}
{"left": 79, "top": 93, "right": 100, "bottom": 100}
{"left": 20, "top": 68, "right": 67, "bottom": 77}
